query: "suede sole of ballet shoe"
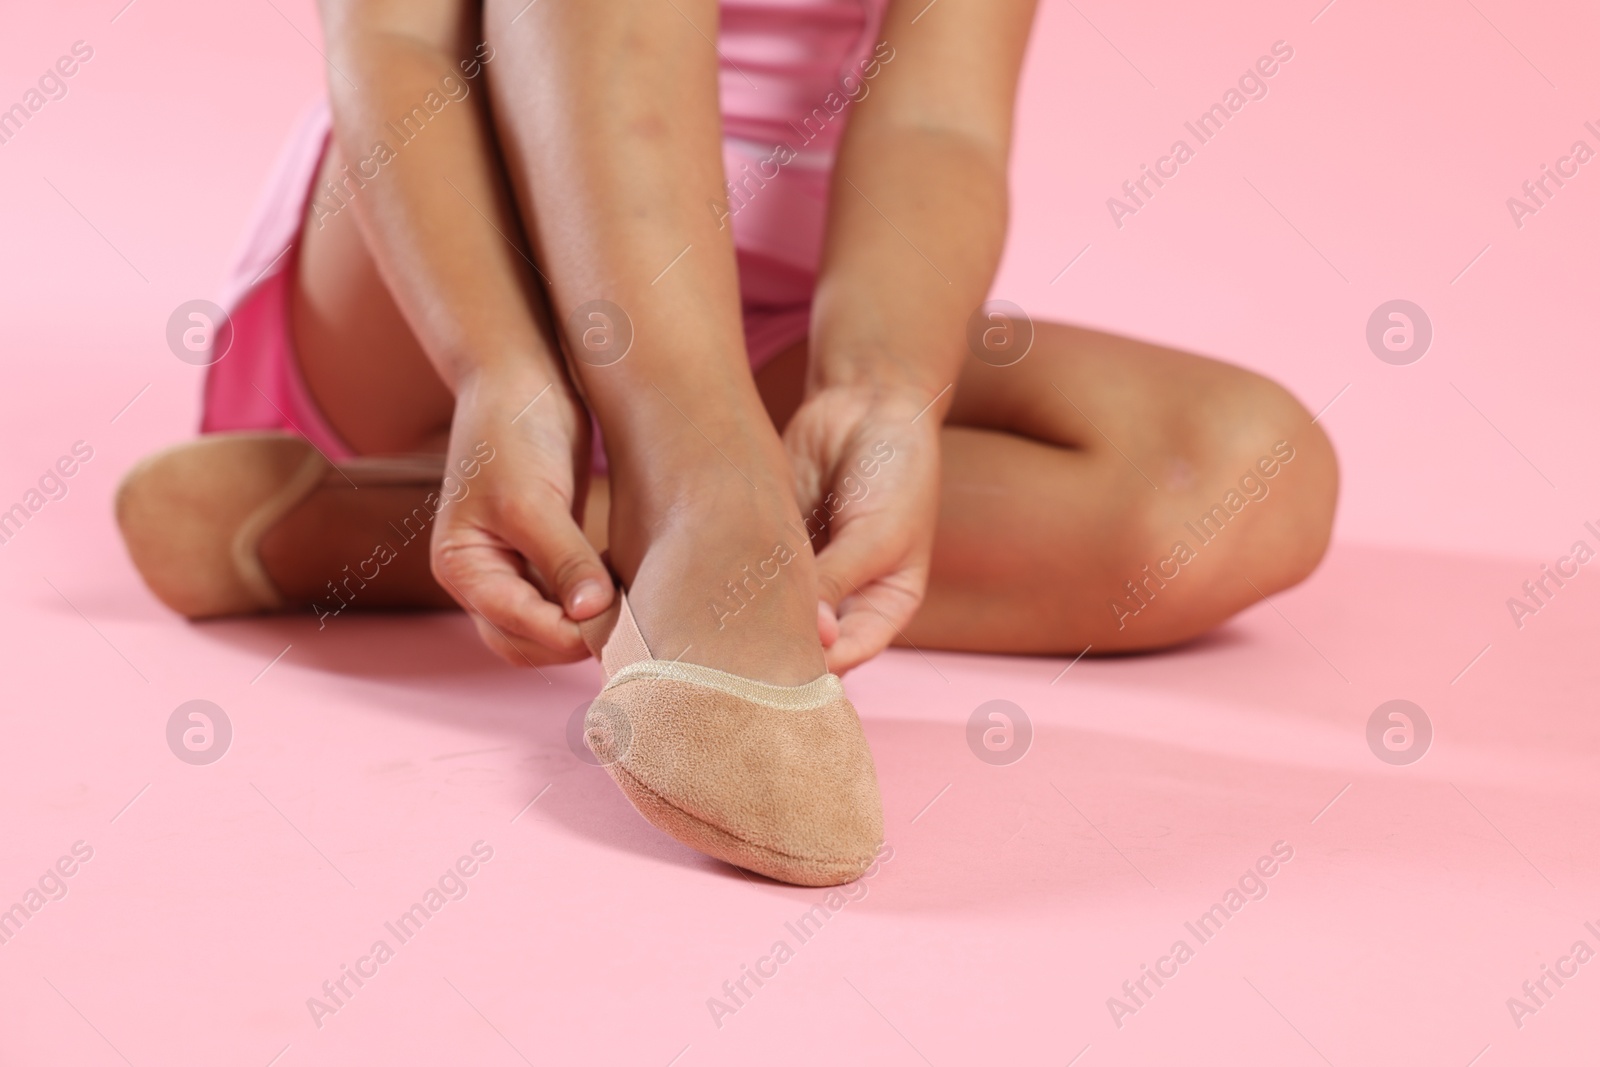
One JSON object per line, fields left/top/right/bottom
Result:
{"left": 580, "top": 641, "right": 884, "bottom": 887}
{"left": 115, "top": 431, "right": 445, "bottom": 619}
{"left": 116, "top": 432, "right": 328, "bottom": 618}
{"left": 605, "top": 758, "right": 879, "bottom": 887}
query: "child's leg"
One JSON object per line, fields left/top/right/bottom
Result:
{"left": 479, "top": 0, "right": 830, "bottom": 684}
{"left": 228, "top": 141, "right": 457, "bottom": 610}
{"left": 272, "top": 176, "right": 1338, "bottom": 654}
{"left": 249, "top": 55, "right": 1335, "bottom": 660}
{"left": 928, "top": 326, "right": 1337, "bottom": 653}
{"left": 251, "top": 140, "right": 493, "bottom": 612}
{"left": 289, "top": 144, "right": 457, "bottom": 459}
{"left": 754, "top": 325, "right": 1339, "bottom": 655}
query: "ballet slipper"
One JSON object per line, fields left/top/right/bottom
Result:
{"left": 578, "top": 594, "right": 884, "bottom": 886}
{"left": 115, "top": 431, "right": 442, "bottom": 618}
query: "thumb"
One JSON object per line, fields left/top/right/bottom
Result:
{"left": 812, "top": 512, "right": 928, "bottom": 673}
{"left": 811, "top": 512, "right": 893, "bottom": 611}
{"left": 496, "top": 499, "right": 615, "bottom": 621}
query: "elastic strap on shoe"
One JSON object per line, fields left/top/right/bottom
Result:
{"left": 578, "top": 590, "right": 653, "bottom": 680}
{"left": 602, "top": 659, "right": 843, "bottom": 709}
{"left": 579, "top": 589, "right": 841, "bottom": 706}
{"left": 230, "top": 448, "right": 328, "bottom": 610}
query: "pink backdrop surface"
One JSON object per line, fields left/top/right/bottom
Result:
{"left": 2, "top": 1, "right": 1598, "bottom": 1064}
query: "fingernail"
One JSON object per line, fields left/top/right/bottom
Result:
{"left": 568, "top": 579, "right": 609, "bottom": 618}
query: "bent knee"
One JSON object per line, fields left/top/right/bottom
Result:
{"left": 1185, "top": 371, "right": 1335, "bottom": 567}
{"left": 1112, "top": 374, "right": 1338, "bottom": 645}
{"left": 1229, "top": 375, "right": 1339, "bottom": 587}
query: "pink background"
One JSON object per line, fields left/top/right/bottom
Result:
{"left": 2, "top": 1, "right": 1598, "bottom": 1064}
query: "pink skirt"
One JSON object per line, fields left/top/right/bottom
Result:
{"left": 200, "top": 102, "right": 829, "bottom": 465}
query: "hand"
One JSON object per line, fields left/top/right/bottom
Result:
{"left": 783, "top": 384, "right": 942, "bottom": 673}
{"left": 430, "top": 366, "right": 614, "bottom": 666}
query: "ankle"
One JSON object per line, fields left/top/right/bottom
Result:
{"left": 608, "top": 483, "right": 827, "bottom": 683}
{"left": 608, "top": 463, "right": 803, "bottom": 579}
{"left": 600, "top": 380, "right": 785, "bottom": 488}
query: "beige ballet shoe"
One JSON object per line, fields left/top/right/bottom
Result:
{"left": 578, "top": 594, "right": 885, "bottom": 886}
{"left": 115, "top": 431, "right": 442, "bottom": 619}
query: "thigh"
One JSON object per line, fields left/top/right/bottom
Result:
{"left": 291, "top": 143, "right": 457, "bottom": 456}
{"left": 944, "top": 321, "right": 1307, "bottom": 465}
{"left": 756, "top": 320, "right": 1317, "bottom": 468}
{"left": 756, "top": 323, "right": 1339, "bottom": 653}
{"left": 937, "top": 322, "right": 1337, "bottom": 646}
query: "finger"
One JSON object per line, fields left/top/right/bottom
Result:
{"left": 432, "top": 537, "right": 589, "bottom": 661}
{"left": 821, "top": 569, "right": 927, "bottom": 674}
{"left": 781, "top": 420, "right": 828, "bottom": 508}
{"left": 817, "top": 600, "right": 840, "bottom": 648}
{"left": 811, "top": 512, "right": 901, "bottom": 613}
{"left": 440, "top": 546, "right": 587, "bottom": 662}
{"left": 494, "top": 496, "right": 615, "bottom": 621}
{"left": 824, "top": 607, "right": 897, "bottom": 674}
{"left": 825, "top": 582, "right": 913, "bottom": 673}
{"left": 813, "top": 516, "right": 916, "bottom": 670}
{"left": 468, "top": 613, "right": 586, "bottom": 668}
